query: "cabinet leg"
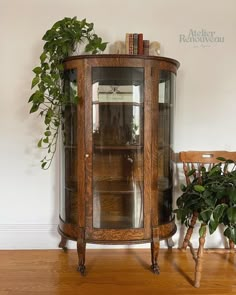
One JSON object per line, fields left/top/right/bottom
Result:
{"left": 151, "top": 240, "right": 160, "bottom": 274}
{"left": 77, "top": 239, "right": 86, "bottom": 275}
{"left": 58, "top": 235, "right": 68, "bottom": 252}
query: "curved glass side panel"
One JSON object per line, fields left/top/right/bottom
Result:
{"left": 92, "top": 67, "right": 144, "bottom": 229}
{"left": 158, "top": 71, "right": 176, "bottom": 223}
{"left": 60, "top": 69, "right": 78, "bottom": 224}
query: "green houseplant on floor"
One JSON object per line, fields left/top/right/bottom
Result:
{"left": 174, "top": 157, "right": 236, "bottom": 244}
{"left": 28, "top": 17, "right": 107, "bottom": 169}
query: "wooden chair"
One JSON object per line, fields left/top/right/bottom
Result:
{"left": 179, "top": 151, "right": 236, "bottom": 287}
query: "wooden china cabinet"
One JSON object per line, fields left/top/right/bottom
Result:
{"left": 58, "top": 54, "right": 180, "bottom": 274}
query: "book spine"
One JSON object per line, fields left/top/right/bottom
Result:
{"left": 138, "top": 33, "right": 144, "bottom": 55}
{"left": 133, "top": 33, "right": 138, "bottom": 55}
{"left": 143, "top": 40, "right": 150, "bottom": 56}
{"left": 125, "top": 33, "right": 129, "bottom": 54}
{"left": 129, "top": 33, "right": 134, "bottom": 54}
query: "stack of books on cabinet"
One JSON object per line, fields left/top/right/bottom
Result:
{"left": 125, "top": 33, "right": 150, "bottom": 55}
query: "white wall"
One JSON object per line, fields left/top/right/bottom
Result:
{"left": 0, "top": 0, "right": 236, "bottom": 249}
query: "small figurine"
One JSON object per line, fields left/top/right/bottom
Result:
{"left": 109, "top": 41, "right": 126, "bottom": 54}
{"left": 149, "top": 41, "right": 161, "bottom": 56}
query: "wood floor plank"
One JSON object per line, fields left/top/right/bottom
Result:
{"left": 0, "top": 249, "right": 235, "bottom": 294}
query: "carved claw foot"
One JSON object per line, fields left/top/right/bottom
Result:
{"left": 151, "top": 263, "right": 160, "bottom": 275}
{"left": 58, "top": 237, "right": 68, "bottom": 252}
{"left": 61, "top": 246, "right": 68, "bottom": 252}
{"left": 77, "top": 265, "right": 86, "bottom": 276}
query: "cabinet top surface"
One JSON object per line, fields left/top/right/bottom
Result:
{"left": 64, "top": 54, "right": 180, "bottom": 68}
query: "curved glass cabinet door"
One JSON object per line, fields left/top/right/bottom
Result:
{"left": 60, "top": 69, "right": 78, "bottom": 224}
{"left": 92, "top": 67, "right": 144, "bottom": 229}
{"left": 158, "top": 70, "right": 176, "bottom": 223}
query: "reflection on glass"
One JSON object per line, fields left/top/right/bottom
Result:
{"left": 93, "top": 104, "right": 141, "bottom": 146}
{"left": 60, "top": 69, "right": 78, "bottom": 224}
{"left": 158, "top": 71, "right": 175, "bottom": 223}
{"left": 92, "top": 67, "right": 144, "bottom": 229}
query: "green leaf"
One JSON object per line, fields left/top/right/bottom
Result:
{"left": 224, "top": 227, "right": 236, "bottom": 244}
{"left": 225, "top": 159, "right": 234, "bottom": 164}
{"left": 44, "top": 131, "right": 51, "bottom": 137}
{"left": 28, "top": 93, "right": 35, "bottom": 103}
{"left": 42, "top": 75, "right": 53, "bottom": 85}
{"left": 227, "top": 207, "right": 236, "bottom": 223}
{"left": 41, "top": 162, "right": 47, "bottom": 169}
{"left": 57, "top": 64, "right": 64, "bottom": 72}
{"left": 33, "top": 67, "right": 42, "bottom": 75}
{"left": 194, "top": 185, "right": 205, "bottom": 193}
{"left": 28, "top": 90, "right": 44, "bottom": 103}
{"left": 30, "top": 104, "right": 39, "bottom": 113}
{"left": 99, "top": 42, "right": 108, "bottom": 51}
{"left": 180, "top": 183, "right": 186, "bottom": 192}
{"left": 209, "top": 219, "right": 218, "bottom": 234}
{"left": 187, "top": 169, "right": 196, "bottom": 177}
{"left": 40, "top": 52, "right": 47, "bottom": 62}
{"left": 199, "top": 209, "right": 212, "bottom": 223}
{"left": 42, "top": 62, "right": 49, "bottom": 70}
{"left": 37, "top": 138, "right": 43, "bottom": 148}
{"left": 208, "top": 165, "right": 221, "bottom": 176}
{"left": 213, "top": 204, "right": 228, "bottom": 222}
{"left": 216, "top": 157, "right": 226, "bottom": 162}
{"left": 31, "top": 76, "right": 40, "bottom": 89}
{"left": 43, "top": 137, "right": 49, "bottom": 143}
{"left": 229, "top": 190, "right": 236, "bottom": 203}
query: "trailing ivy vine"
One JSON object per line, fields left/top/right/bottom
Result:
{"left": 28, "top": 17, "right": 107, "bottom": 169}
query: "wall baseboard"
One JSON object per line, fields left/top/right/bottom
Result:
{"left": 0, "top": 224, "right": 227, "bottom": 249}
{"left": 0, "top": 224, "right": 59, "bottom": 249}
{"left": 0, "top": 224, "right": 158, "bottom": 249}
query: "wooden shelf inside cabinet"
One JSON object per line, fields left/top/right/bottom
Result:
{"left": 94, "top": 145, "right": 143, "bottom": 151}
{"left": 92, "top": 101, "right": 143, "bottom": 106}
{"left": 94, "top": 180, "right": 143, "bottom": 194}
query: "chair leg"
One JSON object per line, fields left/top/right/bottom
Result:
{"left": 229, "top": 239, "right": 235, "bottom": 252}
{"left": 182, "top": 211, "right": 198, "bottom": 250}
{"left": 166, "top": 237, "right": 175, "bottom": 248}
{"left": 194, "top": 224, "right": 206, "bottom": 288}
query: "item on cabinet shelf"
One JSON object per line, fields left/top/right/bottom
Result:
{"left": 109, "top": 41, "right": 126, "bottom": 54}
{"left": 138, "top": 33, "right": 144, "bottom": 55}
{"left": 175, "top": 151, "right": 236, "bottom": 288}
{"left": 28, "top": 16, "right": 107, "bottom": 169}
{"left": 58, "top": 54, "right": 180, "bottom": 275}
{"left": 149, "top": 41, "right": 161, "bottom": 56}
{"left": 124, "top": 33, "right": 160, "bottom": 56}
{"left": 125, "top": 33, "right": 145, "bottom": 55}
{"left": 143, "top": 40, "right": 150, "bottom": 55}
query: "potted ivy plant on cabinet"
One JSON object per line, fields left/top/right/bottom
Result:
{"left": 28, "top": 16, "right": 107, "bottom": 169}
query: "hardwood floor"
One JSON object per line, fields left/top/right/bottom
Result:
{"left": 0, "top": 249, "right": 235, "bottom": 294}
